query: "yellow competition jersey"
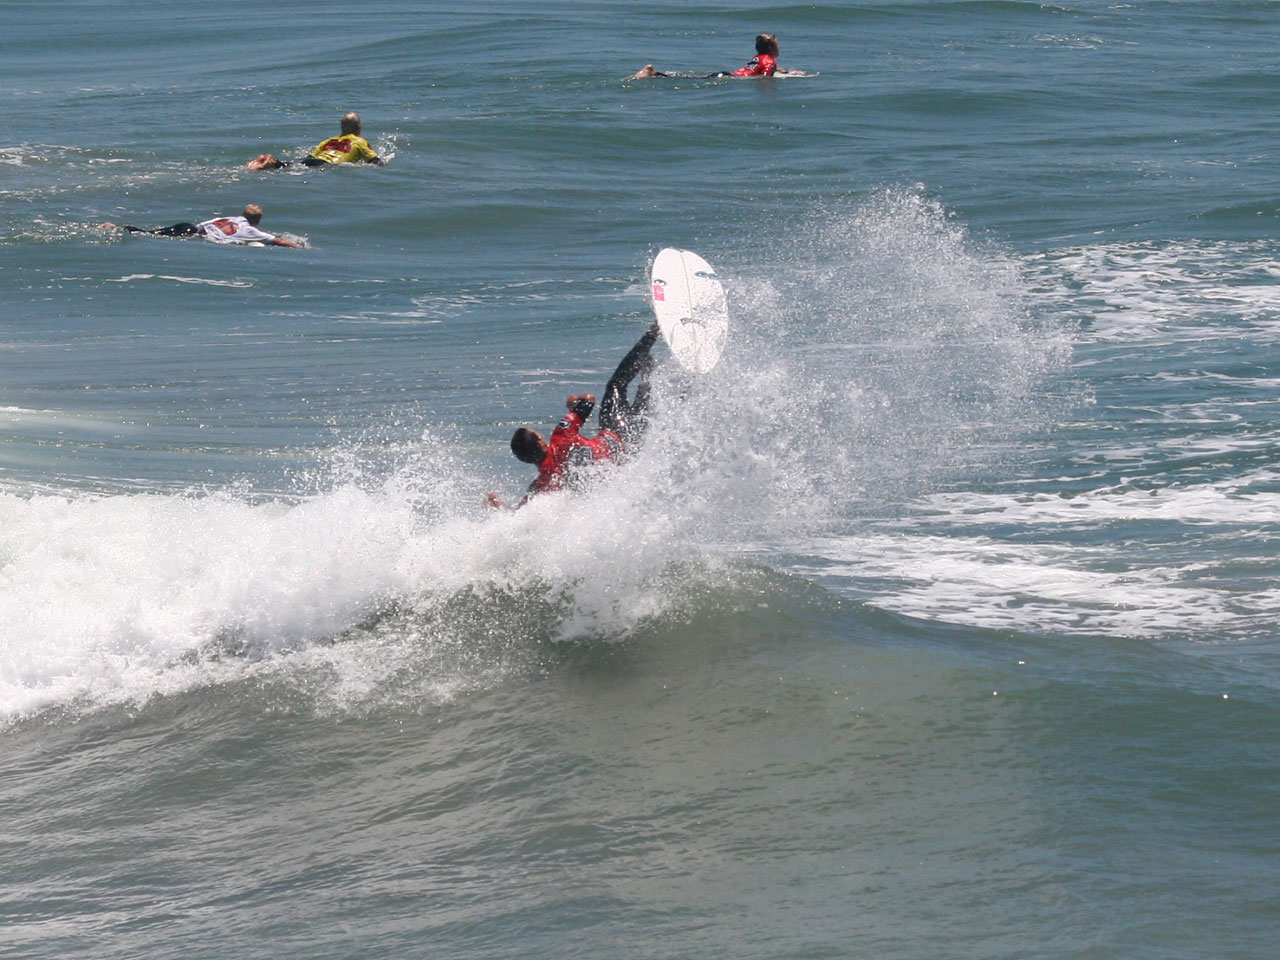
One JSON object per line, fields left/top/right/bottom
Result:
{"left": 308, "top": 134, "right": 379, "bottom": 164}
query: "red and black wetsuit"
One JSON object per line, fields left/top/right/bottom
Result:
{"left": 524, "top": 409, "right": 623, "bottom": 500}
{"left": 731, "top": 53, "right": 777, "bottom": 77}
{"left": 520, "top": 326, "right": 658, "bottom": 504}
{"left": 646, "top": 52, "right": 781, "bottom": 80}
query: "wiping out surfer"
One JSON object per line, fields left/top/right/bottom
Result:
{"left": 99, "top": 203, "right": 303, "bottom": 248}
{"left": 633, "top": 33, "right": 788, "bottom": 80}
{"left": 246, "top": 111, "right": 384, "bottom": 171}
{"left": 485, "top": 323, "right": 660, "bottom": 510}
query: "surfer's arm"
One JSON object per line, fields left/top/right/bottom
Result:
{"left": 566, "top": 394, "right": 595, "bottom": 420}
{"left": 270, "top": 236, "right": 302, "bottom": 249}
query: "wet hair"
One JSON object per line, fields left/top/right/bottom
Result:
{"left": 755, "top": 34, "right": 779, "bottom": 57}
{"left": 341, "top": 111, "right": 362, "bottom": 135}
{"left": 242, "top": 203, "right": 264, "bottom": 225}
{"left": 510, "top": 428, "right": 546, "bottom": 464}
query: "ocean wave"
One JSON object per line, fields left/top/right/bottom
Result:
{"left": 0, "top": 471, "right": 820, "bottom": 724}
{"left": 0, "top": 191, "right": 1074, "bottom": 721}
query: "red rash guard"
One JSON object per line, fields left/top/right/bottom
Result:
{"left": 525, "top": 410, "right": 623, "bottom": 497}
{"left": 732, "top": 53, "right": 777, "bottom": 77}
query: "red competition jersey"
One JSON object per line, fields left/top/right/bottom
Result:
{"left": 732, "top": 53, "right": 777, "bottom": 77}
{"left": 525, "top": 410, "right": 623, "bottom": 498}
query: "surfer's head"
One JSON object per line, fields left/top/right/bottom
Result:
{"left": 755, "top": 34, "right": 779, "bottom": 57}
{"left": 510, "top": 428, "right": 548, "bottom": 464}
{"left": 242, "top": 204, "right": 264, "bottom": 225}
{"left": 340, "top": 112, "right": 362, "bottom": 135}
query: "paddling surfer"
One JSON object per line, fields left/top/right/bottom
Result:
{"left": 633, "top": 33, "right": 787, "bottom": 79}
{"left": 247, "top": 112, "right": 384, "bottom": 171}
{"left": 99, "top": 204, "right": 302, "bottom": 247}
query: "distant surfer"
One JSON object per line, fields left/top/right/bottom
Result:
{"left": 99, "top": 204, "right": 302, "bottom": 248}
{"left": 246, "top": 112, "right": 384, "bottom": 171}
{"left": 485, "top": 323, "right": 660, "bottom": 509}
{"left": 632, "top": 33, "right": 788, "bottom": 79}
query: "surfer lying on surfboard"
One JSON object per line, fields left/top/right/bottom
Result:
{"left": 485, "top": 323, "right": 660, "bottom": 510}
{"left": 632, "top": 33, "right": 790, "bottom": 79}
{"left": 99, "top": 204, "right": 303, "bottom": 247}
{"left": 246, "top": 112, "right": 384, "bottom": 171}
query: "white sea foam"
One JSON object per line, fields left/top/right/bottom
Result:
{"left": 792, "top": 466, "right": 1280, "bottom": 640}
{"left": 0, "top": 486, "right": 409, "bottom": 717}
{"left": 104, "top": 274, "right": 255, "bottom": 288}
{"left": 710, "top": 189, "right": 1075, "bottom": 507}
{"left": 799, "top": 531, "right": 1244, "bottom": 639}
{"left": 0, "top": 450, "right": 723, "bottom": 721}
{"left": 908, "top": 473, "right": 1280, "bottom": 528}
{"left": 1026, "top": 239, "right": 1280, "bottom": 343}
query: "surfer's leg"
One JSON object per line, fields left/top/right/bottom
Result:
{"left": 121, "top": 222, "right": 199, "bottom": 237}
{"left": 631, "top": 367, "right": 653, "bottom": 418}
{"left": 619, "top": 359, "right": 655, "bottom": 443}
{"left": 599, "top": 325, "right": 659, "bottom": 436}
{"left": 151, "top": 222, "right": 201, "bottom": 237}
{"left": 598, "top": 381, "right": 627, "bottom": 436}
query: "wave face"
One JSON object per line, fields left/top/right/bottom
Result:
{"left": 0, "top": 192, "right": 1075, "bottom": 722}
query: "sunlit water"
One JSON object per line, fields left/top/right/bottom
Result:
{"left": 3, "top": 3, "right": 1278, "bottom": 959}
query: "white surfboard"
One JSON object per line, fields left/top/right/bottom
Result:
{"left": 649, "top": 248, "right": 729, "bottom": 374}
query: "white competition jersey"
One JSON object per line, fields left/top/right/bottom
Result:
{"left": 196, "top": 216, "right": 276, "bottom": 245}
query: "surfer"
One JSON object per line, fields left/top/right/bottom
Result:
{"left": 99, "top": 204, "right": 302, "bottom": 247}
{"left": 485, "top": 323, "right": 660, "bottom": 509}
{"left": 632, "top": 33, "right": 786, "bottom": 79}
{"left": 246, "top": 112, "right": 384, "bottom": 170}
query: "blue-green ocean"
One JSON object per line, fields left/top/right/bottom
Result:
{"left": 3, "top": 2, "right": 1278, "bottom": 958}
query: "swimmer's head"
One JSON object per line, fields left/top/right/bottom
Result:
{"left": 242, "top": 203, "right": 264, "bottom": 225}
{"left": 341, "top": 112, "right": 362, "bottom": 135}
{"left": 755, "top": 34, "right": 779, "bottom": 57}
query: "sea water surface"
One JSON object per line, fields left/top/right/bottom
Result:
{"left": 3, "top": 2, "right": 1278, "bottom": 958}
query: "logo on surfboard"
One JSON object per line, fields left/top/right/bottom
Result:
{"left": 652, "top": 280, "right": 666, "bottom": 302}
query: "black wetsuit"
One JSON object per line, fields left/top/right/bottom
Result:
{"left": 123, "top": 223, "right": 200, "bottom": 237}
{"left": 268, "top": 156, "right": 332, "bottom": 169}
{"left": 638, "top": 70, "right": 742, "bottom": 79}
{"left": 599, "top": 326, "right": 659, "bottom": 445}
